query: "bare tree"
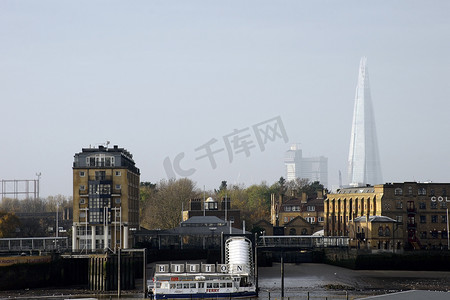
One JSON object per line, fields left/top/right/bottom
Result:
{"left": 141, "top": 178, "right": 200, "bottom": 229}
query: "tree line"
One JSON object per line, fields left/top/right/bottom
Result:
{"left": 140, "top": 177, "right": 324, "bottom": 230}
{"left": 0, "top": 195, "right": 72, "bottom": 238}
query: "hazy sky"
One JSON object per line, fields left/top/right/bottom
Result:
{"left": 1, "top": 1, "right": 449, "bottom": 197}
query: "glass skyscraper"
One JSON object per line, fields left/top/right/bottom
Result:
{"left": 347, "top": 57, "right": 383, "bottom": 187}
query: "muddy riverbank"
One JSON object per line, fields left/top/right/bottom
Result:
{"left": 0, "top": 263, "right": 449, "bottom": 299}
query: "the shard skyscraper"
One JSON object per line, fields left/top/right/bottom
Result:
{"left": 347, "top": 57, "right": 383, "bottom": 187}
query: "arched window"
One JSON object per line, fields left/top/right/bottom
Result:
{"left": 394, "top": 188, "right": 403, "bottom": 196}
{"left": 301, "top": 228, "right": 308, "bottom": 235}
{"left": 378, "top": 226, "right": 384, "bottom": 236}
{"left": 289, "top": 228, "right": 296, "bottom": 235}
{"left": 385, "top": 226, "right": 391, "bottom": 236}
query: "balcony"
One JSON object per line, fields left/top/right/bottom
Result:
{"left": 407, "top": 222, "right": 417, "bottom": 229}
{"left": 407, "top": 207, "right": 417, "bottom": 214}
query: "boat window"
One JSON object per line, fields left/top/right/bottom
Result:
{"left": 176, "top": 283, "right": 182, "bottom": 289}
{"left": 220, "top": 283, "right": 226, "bottom": 288}
{"left": 183, "top": 283, "right": 189, "bottom": 289}
{"left": 198, "top": 282, "right": 204, "bottom": 288}
{"left": 207, "top": 283, "right": 213, "bottom": 288}
{"left": 156, "top": 282, "right": 161, "bottom": 288}
{"left": 227, "top": 282, "right": 232, "bottom": 288}
{"left": 213, "top": 283, "right": 219, "bottom": 288}
{"left": 190, "top": 283, "right": 196, "bottom": 288}
{"left": 170, "top": 284, "right": 176, "bottom": 289}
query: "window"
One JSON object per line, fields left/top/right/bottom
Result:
{"left": 318, "top": 217, "right": 324, "bottom": 222}
{"left": 80, "top": 185, "right": 86, "bottom": 191}
{"left": 306, "top": 217, "right": 315, "bottom": 223}
{"left": 95, "top": 171, "right": 106, "bottom": 181}
{"left": 307, "top": 206, "right": 315, "bottom": 211}
{"left": 79, "top": 171, "right": 85, "bottom": 177}
{"left": 284, "top": 206, "right": 291, "bottom": 212}
{"left": 396, "top": 216, "right": 403, "bottom": 223}
{"left": 420, "top": 215, "right": 426, "bottom": 223}
{"left": 378, "top": 226, "right": 384, "bottom": 236}
{"left": 442, "top": 215, "right": 447, "bottom": 223}
{"left": 440, "top": 202, "right": 447, "bottom": 209}
{"left": 408, "top": 186, "right": 413, "bottom": 195}
{"left": 419, "top": 202, "right": 426, "bottom": 209}
{"left": 80, "top": 199, "right": 86, "bottom": 205}
{"left": 420, "top": 231, "right": 427, "bottom": 239}
{"left": 431, "top": 189, "right": 435, "bottom": 196}
{"left": 431, "top": 230, "right": 438, "bottom": 239}
{"left": 284, "top": 217, "right": 289, "bottom": 223}
{"left": 89, "top": 184, "right": 111, "bottom": 195}
{"left": 443, "top": 188, "right": 447, "bottom": 196}
{"left": 431, "top": 215, "right": 438, "bottom": 223}
{"left": 396, "top": 201, "right": 403, "bottom": 209}
{"left": 301, "top": 228, "right": 308, "bottom": 235}
{"left": 115, "top": 184, "right": 121, "bottom": 190}
{"left": 115, "top": 198, "right": 121, "bottom": 204}
{"left": 115, "top": 171, "right": 121, "bottom": 176}
{"left": 442, "top": 231, "right": 448, "bottom": 239}
{"left": 431, "top": 202, "right": 437, "bottom": 209}
{"left": 292, "top": 206, "right": 300, "bottom": 211}
{"left": 86, "top": 154, "right": 115, "bottom": 167}
{"left": 394, "top": 188, "right": 403, "bottom": 196}
{"left": 80, "top": 212, "right": 86, "bottom": 218}
{"left": 385, "top": 227, "right": 391, "bottom": 236}
{"left": 418, "top": 187, "right": 426, "bottom": 196}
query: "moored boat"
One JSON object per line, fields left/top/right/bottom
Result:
{"left": 149, "top": 237, "right": 257, "bottom": 299}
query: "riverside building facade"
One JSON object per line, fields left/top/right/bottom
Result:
{"left": 72, "top": 145, "right": 140, "bottom": 251}
{"left": 325, "top": 182, "right": 449, "bottom": 250}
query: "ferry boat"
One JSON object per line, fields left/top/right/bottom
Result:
{"left": 149, "top": 237, "right": 257, "bottom": 299}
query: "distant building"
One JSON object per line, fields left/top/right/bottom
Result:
{"left": 72, "top": 145, "right": 140, "bottom": 251}
{"left": 265, "top": 191, "right": 325, "bottom": 236}
{"left": 284, "top": 144, "right": 328, "bottom": 187}
{"left": 325, "top": 182, "right": 449, "bottom": 250}
{"left": 347, "top": 57, "right": 383, "bottom": 187}
{"left": 182, "top": 197, "right": 242, "bottom": 229}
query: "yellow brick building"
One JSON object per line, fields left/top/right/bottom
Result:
{"left": 325, "top": 182, "right": 449, "bottom": 250}
{"left": 72, "top": 145, "right": 140, "bottom": 251}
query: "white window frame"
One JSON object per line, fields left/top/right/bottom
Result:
{"left": 307, "top": 206, "right": 315, "bottom": 212}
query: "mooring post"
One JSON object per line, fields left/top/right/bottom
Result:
{"left": 281, "top": 251, "right": 284, "bottom": 299}
{"left": 143, "top": 248, "right": 147, "bottom": 298}
{"left": 117, "top": 248, "right": 121, "bottom": 298}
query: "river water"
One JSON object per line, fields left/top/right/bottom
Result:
{"left": 0, "top": 263, "right": 449, "bottom": 300}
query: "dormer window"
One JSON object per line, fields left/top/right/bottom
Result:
{"left": 86, "top": 154, "right": 115, "bottom": 167}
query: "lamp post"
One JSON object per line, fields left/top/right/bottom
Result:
{"left": 447, "top": 208, "right": 449, "bottom": 251}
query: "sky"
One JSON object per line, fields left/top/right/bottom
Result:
{"left": 1, "top": 1, "right": 449, "bottom": 198}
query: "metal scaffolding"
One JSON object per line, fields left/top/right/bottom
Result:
{"left": 1, "top": 176, "right": 40, "bottom": 200}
